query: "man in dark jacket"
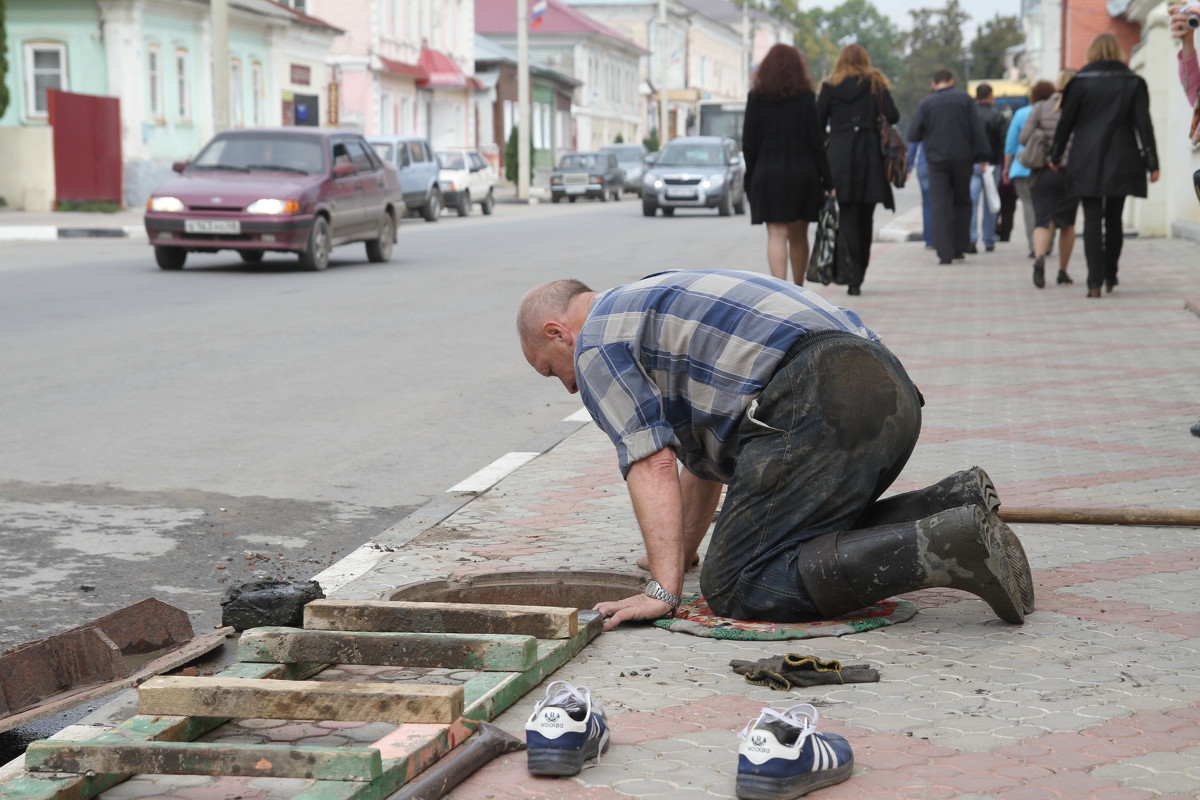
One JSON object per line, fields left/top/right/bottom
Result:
{"left": 968, "top": 83, "right": 1008, "bottom": 253}
{"left": 907, "top": 70, "right": 992, "bottom": 264}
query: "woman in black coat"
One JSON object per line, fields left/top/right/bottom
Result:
{"left": 1050, "top": 33, "right": 1159, "bottom": 297}
{"left": 742, "top": 43, "right": 833, "bottom": 285}
{"left": 817, "top": 44, "right": 898, "bottom": 296}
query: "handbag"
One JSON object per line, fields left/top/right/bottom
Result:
{"left": 876, "top": 90, "right": 907, "bottom": 189}
{"left": 806, "top": 195, "right": 838, "bottom": 285}
{"left": 1018, "top": 126, "right": 1049, "bottom": 170}
{"left": 982, "top": 165, "right": 1001, "bottom": 214}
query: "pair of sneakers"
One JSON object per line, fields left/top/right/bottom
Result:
{"left": 524, "top": 682, "right": 852, "bottom": 799}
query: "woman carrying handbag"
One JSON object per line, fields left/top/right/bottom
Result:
{"left": 817, "top": 43, "right": 899, "bottom": 296}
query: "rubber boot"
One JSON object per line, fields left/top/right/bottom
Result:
{"left": 860, "top": 466, "right": 999, "bottom": 528}
{"left": 797, "top": 505, "right": 1029, "bottom": 624}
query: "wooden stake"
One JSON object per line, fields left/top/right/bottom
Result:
{"left": 997, "top": 506, "right": 1200, "bottom": 527}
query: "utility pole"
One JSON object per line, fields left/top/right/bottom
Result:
{"left": 212, "top": 0, "right": 230, "bottom": 132}
{"left": 741, "top": 1, "right": 750, "bottom": 92}
{"left": 658, "top": 0, "right": 668, "bottom": 145}
{"left": 517, "top": 0, "right": 531, "bottom": 201}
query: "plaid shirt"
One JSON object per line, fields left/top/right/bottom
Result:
{"left": 576, "top": 270, "right": 879, "bottom": 481}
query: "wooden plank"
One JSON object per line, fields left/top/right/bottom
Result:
{"left": 304, "top": 599, "right": 579, "bottom": 639}
{"left": 237, "top": 627, "right": 537, "bottom": 671}
{"left": 0, "top": 661, "right": 327, "bottom": 800}
{"left": 25, "top": 741, "right": 382, "bottom": 782}
{"left": 137, "top": 676, "right": 464, "bottom": 725}
{"left": 286, "top": 609, "right": 605, "bottom": 800}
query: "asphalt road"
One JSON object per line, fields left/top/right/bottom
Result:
{"left": 0, "top": 196, "right": 769, "bottom": 649}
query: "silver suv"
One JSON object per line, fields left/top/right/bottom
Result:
{"left": 641, "top": 136, "right": 746, "bottom": 217}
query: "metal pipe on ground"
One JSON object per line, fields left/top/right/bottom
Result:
{"left": 387, "top": 722, "right": 525, "bottom": 800}
{"left": 997, "top": 506, "right": 1200, "bottom": 526}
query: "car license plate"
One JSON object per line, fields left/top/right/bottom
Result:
{"left": 666, "top": 188, "right": 696, "bottom": 199}
{"left": 185, "top": 219, "right": 241, "bottom": 234}
{"left": 566, "top": 186, "right": 587, "bottom": 195}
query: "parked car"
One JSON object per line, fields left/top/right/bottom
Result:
{"left": 368, "top": 136, "right": 443, "bottom": 221}
{"left": 641, "top": 136, "right": 746, "bottom": 217}
{"left": 436, "top": 148, "right": 497, "bottom": 216}
{"left": 549, "top": 152, "right": 624, "bottom": 203}
{"left": 600, "top": 143, "right": 649, "bottom": 196}
{"left": 143, "top": 128, "right": 403, "bottom": 271}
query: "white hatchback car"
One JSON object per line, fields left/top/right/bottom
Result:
{"left": 436, "top": 148, "right": 497, "bottom": 216}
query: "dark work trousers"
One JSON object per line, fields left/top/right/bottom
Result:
{"left": 927, "top": 160, "right": 973, "bottom": 262}
{"left": 1081, "top": 195, "right": 1126, "bottom": 289}
{"left": 700, "top": 331, "right": 923, "bottom": 622}
{"left": 838, "top": 202, "right": 876, "bottom": 289}
{"left": 996, "top": 177, "right": 1017, "bottom": 241}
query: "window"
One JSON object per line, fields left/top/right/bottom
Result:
{"left": 24, "top": 42, "right": 68, "bottom": 119}
{"left": 251, "top": 62, "right": 264, "bottom": 126}
{"left": 230, "top": 59, "right": 244, "bottom": 127}
{"left": 147, "top": 44, "right": 163, "bottom": 120}
{"left": 345, "top": 140, "right": 375, "bottom": 172}
{"left": 176, "top": 49, "right": 191, "bottom": 120}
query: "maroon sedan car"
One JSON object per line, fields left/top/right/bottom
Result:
{"left": 144, "top": 128, "right": 404, "bottom": 271}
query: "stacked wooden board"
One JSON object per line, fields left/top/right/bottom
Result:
{"left": 4, "top": 600, "right": 603, "bottom": 800}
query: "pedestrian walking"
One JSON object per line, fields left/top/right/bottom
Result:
{"left": 1003, "top": 82, "right": 1056, "bottom": 257}
{"left": 1021, "top": 74, "right": 1078, "bottom": 289}
{"left": 906, "top": 69, "right": 991, "bottom": 265}
{"left": 907, "top": 140, "right": 933, "bottom": 249}
{"left": 741, "top": 43, "right": 833, "bottom": 285}
{"left": 967, "top": 83, "right": 1008, "bottom": 254}
{"left": 1050, "top": 34, "right": 1160, "bottom": 297}
{"left": 816, "top": 43, "right": 899, "bottom": 296}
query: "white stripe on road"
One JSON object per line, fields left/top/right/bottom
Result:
{"left": 0, "top": 227, "right": 57, "bottom": 241}
{"left": 565, "top": 407, "right": 591, "bottom": 422}
{"left": 312, "top": 543, "right": 390, "bottom": 594}
{"left": 446, "top": 451, "right": 540, "bottom": 493}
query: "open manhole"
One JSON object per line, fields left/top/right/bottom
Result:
{"left": 387, "top": 570, "right": 645, "bottom": 609}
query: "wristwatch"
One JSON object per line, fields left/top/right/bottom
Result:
{"left": 643, "top": 580, "right": 682, "bottom": 609}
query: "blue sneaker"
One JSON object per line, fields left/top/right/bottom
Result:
{"left": 736, "top": 703, "right": 853, "bottom": 799}
{"left": 524, "top": 680, "right": 610, "bottom": 776}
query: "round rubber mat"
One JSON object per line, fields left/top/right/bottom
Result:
{"left": 652, "top": 596, "right": 917, "bottom": 640}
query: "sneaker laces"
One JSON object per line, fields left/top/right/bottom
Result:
{"left": 534, "top": 680, "right": 593, "bottom": 719}
{"left": 739, "top": 703, "right": 819, "bottom": 747}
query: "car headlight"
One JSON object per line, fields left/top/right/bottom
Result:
{"left": 147, "top": 196, "right": 184, "bottom": 212}
{"left": 652, "top": 179, "right": 664, "bottom": 190}
{"left": 551, "top": 177, "right": 562, "bottom": 185}
{"left": 246, "top": 199, "right": 300, "bottom": 214}
{"left": 701, "top": 175, "right": 725, "bottom": 190}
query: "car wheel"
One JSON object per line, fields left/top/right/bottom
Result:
{"left": 569, "top": 196, "right": 577, "bottom": 203}
{"left": 155, "top": 246, "right": 186, "bottom": 270}
{"left": 662, "top": 207, "right": 675, "bottom": 217}
{"left": 613, "top": 189, "right": 621, "bottom": 201}
{"left": 719, "top": 191, "right": 733, "bottom": 217}
{"left": 457, "top": 191, "right": 471, "bottom": 217}
{"left": 481, "top": 190, "right": 495, "bottom": 215}
{"left": 642, "top": 200, "right": 657, "bottom": 217}
{"left": 734, "top": 191, "right": 747, "bottom": 215}
{"left": 552, "top": 194, "right": 562, "bottom": 204}
{"left": 365, "top": 211, "right": 395, "bottom": 263}
{"left": 599, "top": 189, "right": 608, "bottom": 203}
{"left": 298, "top": 216, "right": 331, "bottom": 271}
{"left": 422, "top": 189, "right": 442, "bottom": 222}
{"left": 238, "top": 249, "right": 264, "bottom": 264}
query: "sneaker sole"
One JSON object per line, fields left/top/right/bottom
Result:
{"left": 527, "top": 729, "right": 610, "bottom": 777}
{"left": 736, "top": 759, "right": 853, "bottom": 800}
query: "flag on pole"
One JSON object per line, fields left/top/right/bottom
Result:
{"left": 531, "top": 0, "right": 547, "bottom": 29}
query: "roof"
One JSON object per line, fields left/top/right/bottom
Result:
{"left": 476, "top": 0, "right": 649, "bottom": 54}
{"left": 474, "top": 34, "right": 584, "bottom": 86}
{"left": 419, "top": 47, "right": 469, "bottom": 88}
{"left": 233, "top": 0, "right": 344, "bottom": 34}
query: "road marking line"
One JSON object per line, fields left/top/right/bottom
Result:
{"left": 312, "top": 545, "right": 389, "bottom": 594}
{"left": 446, "top": 451, "right": 540, "bottom": 494}
{"left": 564, "top": 408, "right": 590, "bottom": 422}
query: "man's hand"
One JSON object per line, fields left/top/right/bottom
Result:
{"left": 594, "top": 594, "right": 675, "bottom": 631}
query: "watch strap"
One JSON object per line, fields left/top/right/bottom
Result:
{"left": 643, "top": 579, "right": 682, "bottom": 608}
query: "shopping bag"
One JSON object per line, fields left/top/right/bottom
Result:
{"left": 806, "top": 195, "right": 838, "bottom": 285}
{"left": 982, "top": 165, "right": 1001, "bottom": 214}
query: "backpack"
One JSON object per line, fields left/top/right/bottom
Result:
{"left": 1018, "top": 126, "right": 1049, "bottom": 170}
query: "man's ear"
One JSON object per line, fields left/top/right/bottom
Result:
{"left": 542, "top": 320, "right": 575, "bottom": 346}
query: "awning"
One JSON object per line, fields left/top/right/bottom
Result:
{"left": 379, "top": 56, "right": 427, "bottom": 81}
{"left": 418, "top": 47, "right": 468, "bottom": 89}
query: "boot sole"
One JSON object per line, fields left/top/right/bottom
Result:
{"left": 992, "top": 514, "right": 1036, "bottom": 614}
{"left": 975, "top": 507, "right": 1026, "bottom": 624}
{"left": 969, "top": 466, "right": 1001, "bottom": 515}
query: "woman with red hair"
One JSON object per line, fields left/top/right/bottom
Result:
{"left": 741, "top": 44, "right": 833, "bottom": 284}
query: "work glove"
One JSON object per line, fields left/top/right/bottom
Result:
{"left": 730, "top": 653, "right": 879, "bottom": 691}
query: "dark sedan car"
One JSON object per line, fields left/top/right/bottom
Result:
{"left": 549, "top": 152, "right": 624, "bottom": 203}
{"left": 144, "top": 128, "right": 404, "bottom": 271}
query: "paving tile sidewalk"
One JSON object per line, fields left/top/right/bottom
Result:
{"left": 5, "top": 234, "right": 1200, "bottom": 799}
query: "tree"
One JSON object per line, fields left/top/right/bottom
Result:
{"left": 969, "top": 15, "right": 1023, "bottom": 80}
{"left": 762, "top": 0, "right": 902, "bottom": 86}
{"left": 0, "top": 0, "right": 9, "bottom": 119}
{"left": 642, "top": 127, "right": 659, "bottom": 153}
{"left": 613, "top": 132, "right": 624, "bottom": 144}
{"left": 504, "top": 125, "right": 533, "bottom": 184}
{"left": 891, "top": 0, "right": 971, "bottom": 121}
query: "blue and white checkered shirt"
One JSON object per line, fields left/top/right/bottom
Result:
{"left": 576, "top": 270, "right": 879, "bottom": 482}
